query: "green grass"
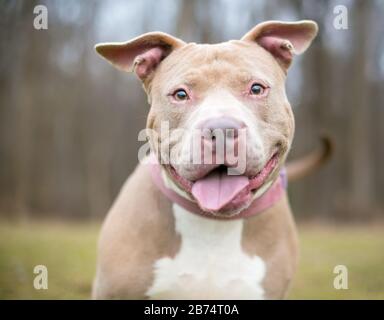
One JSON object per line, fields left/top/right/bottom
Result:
{"left": 290, "top": 223, "right": 384, "bottom": 299}
{"left": 0, "top": 222, "right": 98, "bottom": 299}
{"left": 0, "top": 221, "right": 383, "bottom": 299}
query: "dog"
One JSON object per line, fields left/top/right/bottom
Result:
{"left": 92, "top": 20, "right": 330, "bottom": 299}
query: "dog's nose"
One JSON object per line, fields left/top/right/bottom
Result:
{"left": 197, "top": 117, "right": 246, "bottom": 166}
{"left": 200, "top": 117, "right": 245, "bottom": 141}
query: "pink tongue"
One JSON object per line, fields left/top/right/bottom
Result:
{"left": 191, "top": 170, "right": 249, "bottom": 212}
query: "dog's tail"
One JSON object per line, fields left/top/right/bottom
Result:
{"left": 286, "top": 135, "right": 333, "bottom": 182}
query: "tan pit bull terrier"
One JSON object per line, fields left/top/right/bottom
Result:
{"left": 92, "top": 20, "right": 329, "bottom": 299}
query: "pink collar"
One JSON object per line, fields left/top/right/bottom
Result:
{"left": 148, "top": 159, "right": 287, "bottom": 220}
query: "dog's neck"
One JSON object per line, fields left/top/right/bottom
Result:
{"left": 148, "top": 156, "right": 287, "bottom": 220}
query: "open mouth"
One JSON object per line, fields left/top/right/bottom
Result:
{"left": 167, "top": 152, "right": 279, "bottom": 214}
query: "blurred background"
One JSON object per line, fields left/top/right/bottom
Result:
{"left": 0, "top": 0, "right": 383, "bottom": 299}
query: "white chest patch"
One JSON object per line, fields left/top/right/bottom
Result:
{"left": 146, "top": 204, "right": 266, "bottom": 299}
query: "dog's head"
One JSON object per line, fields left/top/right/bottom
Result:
{"left": 96, "top": 20, "right": 318, "bottom": 217}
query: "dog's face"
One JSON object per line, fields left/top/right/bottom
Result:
{"left": 96, "top": 20, "right": 318, "bottom": 216}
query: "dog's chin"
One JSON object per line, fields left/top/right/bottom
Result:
{"left": 166, "top": 152, "right": 282, "bottom": 217}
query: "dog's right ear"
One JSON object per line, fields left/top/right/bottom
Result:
{"left": 95, "top": 32, "right": 185, "bottom": 81}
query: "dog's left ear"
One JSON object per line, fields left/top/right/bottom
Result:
{"left": 241, "top": 20, "right": 318, "bottom": 69}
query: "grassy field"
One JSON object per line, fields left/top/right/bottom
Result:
{"left": 0, "top": 221, "right": 383, "bottom": 299}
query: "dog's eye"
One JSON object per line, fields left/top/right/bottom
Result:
{"left": 250, "top": 83, "right": 265, "bottom": 95}
{"left": 173, "top": 89, "right": 189, "bottom": 101}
